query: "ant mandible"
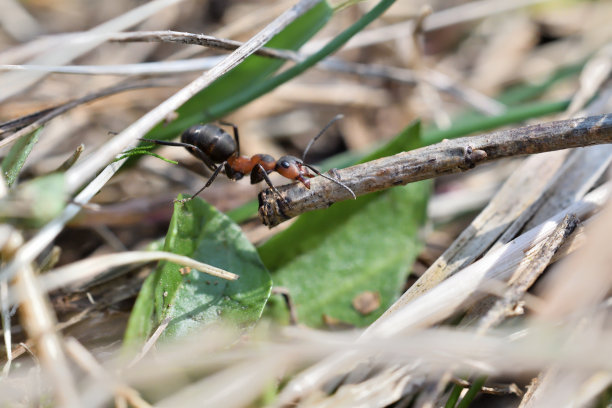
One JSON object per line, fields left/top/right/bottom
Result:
{"left": 141, "top": 114, "right": 356, "bottom": 204}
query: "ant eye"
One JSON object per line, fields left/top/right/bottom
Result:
{"left": 280, "top": 160, "right": 290, "bottom": 168}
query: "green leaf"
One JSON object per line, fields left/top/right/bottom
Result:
{"left": 258, "top": 122, "right": 430, "bottom": 327}
{"left": 147, "top": 197, "right": 272, "bottom": 341}
{"left": 1, "top": 127, "right": 42, "bottom": 188}
{"left": 0, "top": 173, "right": 67, "bottom": 228}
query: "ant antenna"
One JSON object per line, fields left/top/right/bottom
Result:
{"left": 303, "top": 163, "right": 356, "bottom": 200}
{"left": 302, "top": 114, "right": 344, "bottom": 163}
{"left": 300, "top": 114, "right": 355, "bottom": 199}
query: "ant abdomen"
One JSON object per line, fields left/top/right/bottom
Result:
{"left": 181, "top": 124, "right": 236, "bottom": 163}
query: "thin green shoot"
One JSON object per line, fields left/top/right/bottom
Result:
{"left": 115, "top": 145, "right": 178, "bottom": 165}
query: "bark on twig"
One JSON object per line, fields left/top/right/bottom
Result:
{"left": 259, "top": 114, "right": 612, "bottom": 227}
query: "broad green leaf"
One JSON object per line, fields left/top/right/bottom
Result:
{"left": 273, "top": 182, "right": 429, "bottom": 327}
{"left": 1, "top": 128, "right": 42, "bottom": 187}
{"left": 259, "top": 122, "right": 430, "bottom": 327}
{"left": 143, "top": 197, "right": 271, "bottom": 341}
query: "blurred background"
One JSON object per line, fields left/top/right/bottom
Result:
{"left": 0, "top": 1, "right": 610, "bottom": 405}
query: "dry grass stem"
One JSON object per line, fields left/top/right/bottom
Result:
{"left": 476, "top": 214, "right": 578, "bottom": 333}
{"left": 539, "top": 191, "right": 612, "bottom": 319}
{"left": 11, "top": 250, "right": 239, "bottom": 306}
{"left": 0, "top": 279, "right": 11, "bottom": 377}
{"left": 109, "top": 30, "right": 302, "bottom": 61}
{"left": 0, "top": 81, "right": 161, "bottom": 148}
{"left": 368, "top": 181, "right": 609, "bottom": 336}
{"left": 127, "top": 317, "right": 171, "bottom": 369}
{"left": 13, "top": 242, "right": 80, "bottom": 407}
{"left": 65, "top": 338, "right": 152, "bottom": 408}
{"left": 0, "top": 0, "right": 185, "bottom": 103}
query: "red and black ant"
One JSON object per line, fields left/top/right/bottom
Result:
{"left": 141, "top": 114, "right": 356, "bottom": 204}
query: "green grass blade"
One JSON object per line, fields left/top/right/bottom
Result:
{"left": 456, "top": 376, "right": 487, "bottom": 408}
{"left": 142, "top": 1, "right": 334, "bottom": 143}
{"left": 200, "top": 0, "right": 399, "bottom": 123}
{"left": 445, "top": 383, "right": 463, "bottom": 408}
{"left": 424, "top": 98, "right": 570, "bottom": 145}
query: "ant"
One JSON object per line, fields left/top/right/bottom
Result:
{"left": 141, "top": 114, "right": 356, "bottom": 204}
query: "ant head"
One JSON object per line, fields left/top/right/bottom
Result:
{"left": 275, "top": 155, "right": 313, "bottom": 188}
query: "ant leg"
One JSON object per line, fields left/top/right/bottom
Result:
{"left": 140, "top": 138, "right": 217, "bottom": 171}
{"left": 218, "top": 120, "right": 240, "bottom": 156}
{"left": 176, "top": 161, "right": 226, "bottom": 204}
{"left": 303, "top": 163, "right": 356, "bottom": 199}
{"left": 254, "top": 164, "right": 287, "bottom": 204}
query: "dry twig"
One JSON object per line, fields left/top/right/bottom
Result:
{"left": 259, "top": 114, "right": 612, "bottom": 227}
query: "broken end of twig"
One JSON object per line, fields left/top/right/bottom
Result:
{"left": 257, "top": 176, "right": 356, "bottom": 227}
{"left": 258, "top": 189, "right": 292, "bottom": 228}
